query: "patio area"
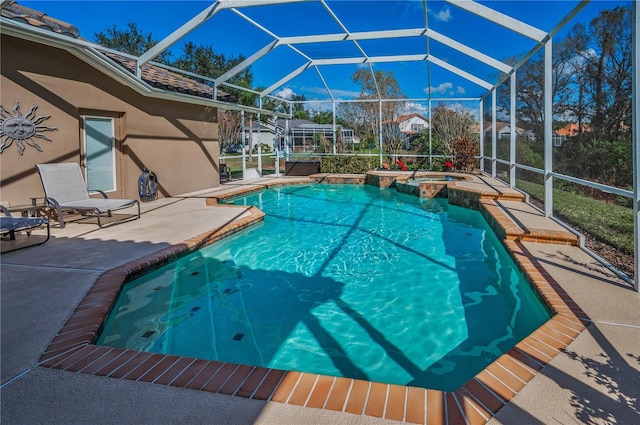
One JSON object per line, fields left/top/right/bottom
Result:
{"left": 1, "top": 175, "right": 638, "bottom": 425}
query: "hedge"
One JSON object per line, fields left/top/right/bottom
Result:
{"left": 319, "top": 156, "right": 380, "bottom": 174}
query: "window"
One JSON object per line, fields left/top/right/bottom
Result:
{"left": 553, "top": 134, "right": 565, "bottom": 146}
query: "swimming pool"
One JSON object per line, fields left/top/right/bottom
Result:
{"left": 97, "top": 184, "right": 550, "bottom": 391}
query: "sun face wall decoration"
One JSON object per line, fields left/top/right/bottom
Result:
{"left": 1, "top": 100, "right": 58, "bottom": 155}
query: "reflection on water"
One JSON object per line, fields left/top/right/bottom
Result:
{"left": 97, "top": 184, "right": 550, "bottom": 391}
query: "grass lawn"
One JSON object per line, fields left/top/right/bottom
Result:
{"left": 516, "top": 180, "right": 634, "bottom": 255}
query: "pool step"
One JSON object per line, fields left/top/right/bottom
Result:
{"left": 481, "top": 199, "right": 579, "bottom": 245}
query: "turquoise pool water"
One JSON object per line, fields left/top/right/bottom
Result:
{"left": 97, "top": 184, "right": 550, "bottom": 391}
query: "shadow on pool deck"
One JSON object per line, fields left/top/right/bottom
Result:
{"left": 1, "top": 175, "right": 638, "bottom": 425}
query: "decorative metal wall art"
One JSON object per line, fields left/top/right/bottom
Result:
{"left": 1, "top": 101, "right": 57, "bottom": 155}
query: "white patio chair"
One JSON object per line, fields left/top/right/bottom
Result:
{"left": 36, "top": 163, "right": 140, "bottom": 228}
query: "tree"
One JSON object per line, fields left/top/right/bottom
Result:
{"left": 430, "top": 104, "right": 477, "bottom": 156}
{"left": 171, "top": 43, "right": 253, "bottom": 151}
{"left": 579, "top": 6, "right": 633, "bottom": 140}
{"left": 94, "top": 25, "right": 257, "bottom": 152}
{"left": 172, "top": 41, "right": 253, "bottom": 103}
{"left": 499, "top": 6, "right": 631, "bottom": 146}
{"left": 170, "top": 42, "right": 257, "bottom": 152}
{"left": 562, "top": 23, "right": 591, "bottom": 136}
{"left": 336, "top": 102, "right": 368, "bottom": 140}
{"left": 337, "top": 69, "right": 406, "bottom": 147}
{"left": 262, "top": 93, "right": 309, "bottom": 118}
{"left": 315, "top": 132, "right": 345, "bottom": 154}
{"left": 94, "top": 22, "right": 171, "bottom": 64}
{"left": 260, "top": 95, "right": 288, "bottom": 115}
{"left": 498, "top": 35, "right": 575, "bottom": 142}
{"left": 291, "top": 94, "right": 310, "bottom": 119}
{"left": 554, "top": 6, "right": 632, "bottom": 187}
{"left": 381, "top": 122, "right": 405, "bottom": 162}
{"left": 309, "top": 109, "right": 334, "bottom": 125}
{"left": 410, "top": 131, "right": 436, "bottom": 155}
{"left": 217, "top": 110, "right": 243, "bottom": 154}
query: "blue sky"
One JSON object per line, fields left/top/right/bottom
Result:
{"left": 19, "top": 0, "right": 631, "bottom": 110}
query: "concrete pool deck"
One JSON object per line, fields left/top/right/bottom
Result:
{"left": 1, "top": 174, "right": 638, "bottom": 424}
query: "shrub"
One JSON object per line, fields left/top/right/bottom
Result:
{"left": 319, "top": 156, "right": 379, "bottom": 173}
{"left": 252, "top": 144, "right": 272, "bottom": 154}
{"left": 453, "top": 138, "right": 479, "bottom": 172}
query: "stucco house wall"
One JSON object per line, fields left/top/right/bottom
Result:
{"left": 484, "top": 122, "right": 514, "bottom": 140}
{"left": 398, "top": 115, "right": 429, "bottom": 133}
{"left": 1, "top": 35, "right": 221, "bottom": 206}
{"left": 248, "top": 127, "right": 276, "bottom": 151}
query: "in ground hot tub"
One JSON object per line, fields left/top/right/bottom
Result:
{"left": 396, "top": 175, "right": 464, "bottom": 198}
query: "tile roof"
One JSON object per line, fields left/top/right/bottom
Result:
{"left": 1, "top": 1, "right": 79, "bottom": 38}
{"left": 556, "top": 123, "right": 591, "bottom": 136}
{"left": 2, "top": 1, "right": 236, "bottom": 104}
{"left": 483, "top": 121, "right": 509, "bottom": 131}
{"left": 103, "top": 52, "right": 236, "bottom": 103}
{"left": 396, "top": 113, "right": 428, "bottom": 123}
{"left": 381, "top": 114, "right": 429, "bottom": 126}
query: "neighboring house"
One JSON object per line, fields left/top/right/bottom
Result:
{"left": 552, "top": 133, "right": 566, "bottom": 146}
{"left": 247, "top": 119, "right": 358, "bottom": 152}
{"left": 285, "top": 119, "right": 354, "bottom": 152}
{"left": 554, "top": 122, "right": 593, "bottom": 147}
{"left": 0, "top": 2, "right": 251, "bottom": 206}
{"left": 557, "top": 123, "right": 580, "bottom": 138}
{"left": 521, "top": 129, "right": 537, "bottom": 142}
{"left": 287, "top": 120, "right": 355, "bottom": 152}
{"left": 556, "top": 123, "right": 591, "bottom": 137}
{"left": 241, "top": 118, "right": 355, "bottom": 153}
{"left": 382, "top": 113, "right": 429, "bottom": 148}
{"left": 484, "top": 121, "right": 519, "bottom": 140}
{"left": 245, "top": 120, "right": 276, "bottom": 152}
{"left": 396, "top": 113, "right": 430, "bottom": 135}
{"left": 484, "top": 122, "right": 568, "bottom": 146}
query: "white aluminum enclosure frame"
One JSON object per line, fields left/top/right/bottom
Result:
{"left": 2, "top": 0, "right": 636, "bottom": 289}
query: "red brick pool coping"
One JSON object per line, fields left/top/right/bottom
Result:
{"left": 38, "top": 177, "right": 589, "bottom": 425}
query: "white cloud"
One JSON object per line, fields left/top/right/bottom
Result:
{"left": 402, "top": 102, "right": 429, "bottom": 115}
{"left": 424, "top": 83, "right": 466, "bottom": 96}
{"left": 330, "top": 89, "right": 362, "bottom": 99}
{"left": 429, "top": 6, "right": 452, "bottom": 23}
{"left": 274, "top": 87, "right": 295, "bottom": 100}
{"left": 432, "top": 101, "right": 481, "bottom": 121}
{"left": 426, "top": 82, "right": 453, "bottom": 95}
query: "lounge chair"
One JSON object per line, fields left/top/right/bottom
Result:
{"left": 35, "top": 162, "right": 141, "bottom": 228}
{"left": 1, "top": 205, "right": 50, "bottom": 252}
